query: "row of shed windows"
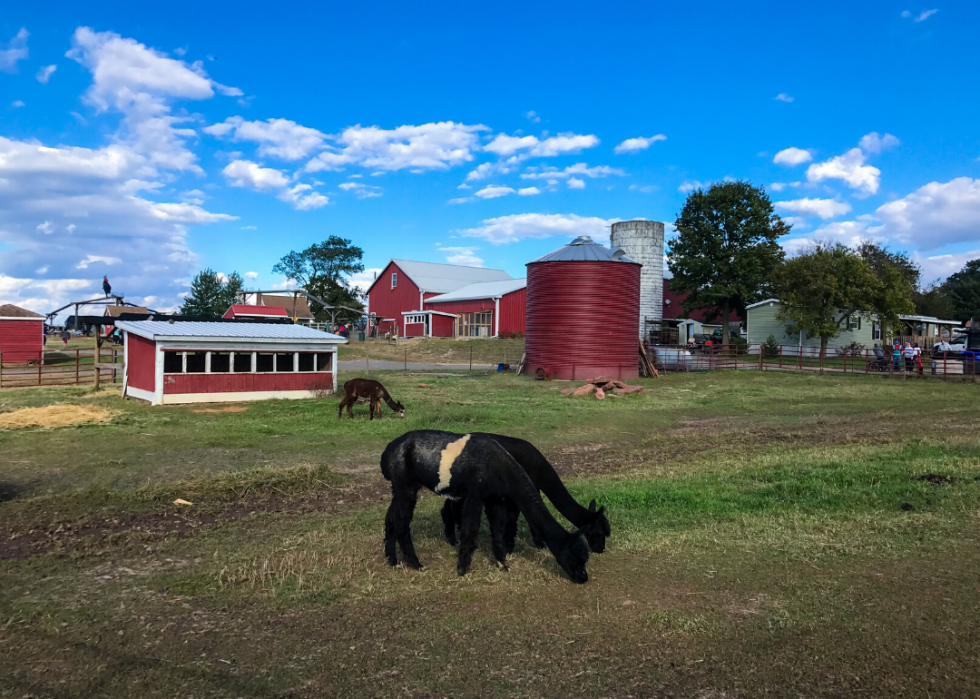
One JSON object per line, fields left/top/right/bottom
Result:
{"left": 163, "top": 351, "right": 333, "bottom": 374}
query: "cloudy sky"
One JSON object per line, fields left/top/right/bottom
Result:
{"left": 2, "top": 2, "right": 978, "bottom": 316}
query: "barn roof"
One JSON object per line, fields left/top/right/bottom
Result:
{"left": 366, "top": 259, "right": 512, "bottom": 294}
{"left": 116, "top": 321, "right": 345, "bottom": 343}
{"left": 256, "top": 294, "right": 315, "bottom": 319}
{"left": 105, "top": 305, "right": 149, "bottom": 317}
{"left": 224, "top": 304, "right": 288, "bottom": 318}
{"left": 426, "top": 278, "right": 527, "bottom": 303}
{"left": 0, "top": 303, "right": 44, "bottom": 319}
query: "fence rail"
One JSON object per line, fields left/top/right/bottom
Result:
{"left": 0, "top": 348, "right": 121, "bottom": 389}
{"left": 645, "top": 343, "right": 978, "bottom": 381}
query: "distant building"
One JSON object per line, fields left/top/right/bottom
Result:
{"left": 253, "top": 294, "right": 315, "bottom": 323}
{"left": 0, "top": 303, "right": 44, "bottom": 363}
{"left": 366, "top": 259, "right": 523, "bottom": 338}
{"left": 222, "top": 304, "right": 289, "bottom": 320}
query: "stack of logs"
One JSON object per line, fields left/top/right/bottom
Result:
{"left": 560, "top": 376, "right": 645, "bottom": 400}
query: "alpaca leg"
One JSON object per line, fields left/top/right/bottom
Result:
{"left": 369, "top": 398, "right": 376, "bottom": 421}
{"left": 503, "top": 499, "right": 520, "bottom": 554}
{"left": 338, "top": 395, "right": 350, "bottom": 418}
{"left": 456, "top": 496, "right": 483, "bottom": 576}
{"left": 488, "top": 498, "right": 510, "bottom": 569}
{"left": 440, "top": 499, "right": 458, "bottom": 546}
{"left": 385, "top": 488, "right": 422, "bottom": 569}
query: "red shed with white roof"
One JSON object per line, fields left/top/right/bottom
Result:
{"left": 0, "top": 304, "right": 44, "bottom": 364}
{"left": 116, "top": 321, "right": 345, "bottom": 405}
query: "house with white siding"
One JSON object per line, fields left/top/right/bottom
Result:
{"left": 745, "top": 299, "right": 879, "bottom": 351}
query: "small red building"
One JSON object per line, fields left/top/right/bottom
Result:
{"left": 0, "top": 303, "right": 44, "bottom": 364}
{"left": 116, "top": 320, "right": 345, "bottom": 405}
{"left": 366, "top": 259, "right": 522, "bottom": 338}
{"left": 425, "top": 279, "right": 527, "bottom": 337}
{"left": 222, "top": 304, "right": 289, "bottom": 320}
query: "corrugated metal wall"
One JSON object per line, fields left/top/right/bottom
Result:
{"left": 126, "top": 333, "right": 156, "bottom": 391}
{"left": 432, "top": 314, "right": 455, "bottom": 337}
{"left": 368, "top": 262, "right": 422, "bottom": 333}
{"left": 0, "top": 319, "right": 43, "bottom": 363}
{"left": 498, "top": 288, "right": 526, "bottom": 334}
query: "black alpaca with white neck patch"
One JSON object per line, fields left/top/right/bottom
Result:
{"left": 380, "top": 430, "right": 590, "bottom": 583}
{"left": 440, "top": 433, "right": 611, "bottom": 555}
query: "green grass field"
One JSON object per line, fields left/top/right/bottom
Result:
{"left": 1, "top": 371, "right": 979, "bottom": 697}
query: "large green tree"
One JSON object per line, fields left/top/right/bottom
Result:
{"left": 181, "top": 269, "right": 226, "bottom": 318}
{"left": 668, "top": 181, "right": 789, "bottom": 344}
{"left": 220, "top": 271, "right": 244, "bottom": 310}
{"left": 771, "top": 243, "right": 914, "bottom": 359}
{"left": 272, "top": 236, "right": 365, "bottom": 320}
{"left": 944, "top": 258, "right": 980, "bottom": 323}
{"left": 855, "top": 240, "right": 920, "bottom": 292}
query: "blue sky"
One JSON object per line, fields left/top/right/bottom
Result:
{"left": 2, "top": 1, "right": 979, "bottom": 316}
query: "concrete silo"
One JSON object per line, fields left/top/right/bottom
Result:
{"left": 610, "top": 220, "right": 665, "bottom": 339}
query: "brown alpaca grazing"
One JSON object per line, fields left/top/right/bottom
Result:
{"left": 338, "top": 378, "right": 405, "bottom": 420}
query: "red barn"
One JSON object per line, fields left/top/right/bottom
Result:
{"left": 425, "top": 279, "right": 527, "bottom": 337}
{"left": 116, "top": 321, "right": 345, "bottom": 405}
{"left": 0, "top": 303, "right": 44, "bottom": 364}
{"left": 222, "top": 304, "right": 288, "bottom": 320}
{"left": 366, "top": 259, "right": 520, "bottom": 338}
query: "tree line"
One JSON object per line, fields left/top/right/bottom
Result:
{"left": 668, "top": 181, "right": 980, "bottom": 356}
{"left": 181, "top": 236, "right": 366, "bottom": 321}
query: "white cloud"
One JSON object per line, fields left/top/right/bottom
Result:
{"left": 518, "top": 187, "right": 540, "bottom": 196}
{"left": 277, "top": 183, "right": 329, "bottom": 210}
{"left": 306, "top": 121, "right": 488, "bottom": 173}
{"left": 775, "top": 198, "right": 852, "bottom": 219}
{"left": 678, "top": 180, "right": 705, "bottom": 193}
{"left": 180, "top": 189, "right": 206, "bottom": 205}
{"left": 806, "top": 148, "right": 881, "bottom": 195}
{"left": 901, "top": 10, "right": 911, "bottom": 17}
{"left": 222, "top": 159, "right": 289, "bottom": 190}
{"left": 457, "top": 183, "right": 472, "bottom": 190}
{"left": 460, "top": 213, "right": 615, "bottom": 244}
{"left": 773, "top": 147, "right": 812, "bottom": 166}
{"left": 36, "top": 64, "right": 57, "bottom": 83}
{"left": 914, "top": 8, "right": 938, "bottom": 21}
{"left": 483, "top": 132, "right": 599, "bottom": 158}
{"left": 875, "top": 177, "right": 980, "bottom": 249}
{"left": 448, "top": 197, "right": 472, "bottom": 205}
{"left": 858, "top": 132, "right": 900, "bottom": 154}
{"left": 241, "top": 225, "right": 257, "bottom": 230}
{"left": 567, "top": 177, "right": 585, "bottom": 189}
{"left": 770, "top": 182, "right": 787, "bottom": 192}
{"left": 439, "top": 246, "right": 484, "bottom": 267}
{"left": 76, "top": 254, "right": 122, "bottom": 269}
{"left": 614, "top": 135, "right": 666, "bottom": 154}
{"left": 36, "top": 221, "right": 54, "bottom": 235}
{"left": 244, "top": 271, "right": 259, "bottom": 280}
{"left": 525, "top": 111, "right": 541, "bottom": 123}
{"left": 338, "top": 181, "right": 382, "bottom": 198}
{"left": 349, "top": 268, "right": 384, "bottom": 295}
{"left": 204, "top": 116, "right": 326, "bottom": 160}
{"left": 629, "top": 184, "right": 658, "bottom": 193}
{"left": 520, "top": 163, "right": 623, "bottom": 180}
{"left": 0, "top": 28, "right": 29, "bottom": 73}
{"left": 475, "top": 185, "right": 515, "bottom": 199}
{"left": 774, "top": 93, "right": 794, "bottom": 103}
{"left": 914, "top": 249, "right": 980, "bottom": 284}
{"left": 11, "top": 100, "right": 25, "bottom": 108}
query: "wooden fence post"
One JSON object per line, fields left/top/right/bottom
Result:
{"left": 94, "top": 329, "right": 101, "bottom": 389}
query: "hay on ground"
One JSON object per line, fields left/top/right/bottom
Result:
{"left": 0, "top": 404, "right": 116, "bottom": 429}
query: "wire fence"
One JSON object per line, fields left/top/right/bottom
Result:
{"left": 646, "top": 343, "right": 978, "bottom": 382}
{"left": 0, "top": 348, "right": 122, "bottom": 389}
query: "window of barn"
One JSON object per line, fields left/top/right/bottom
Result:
{"left": 233, "top": 352, "right": 253, "bottom": 373}
{"left": 315, "top": 353, "right": 332, "bottom": 371}
{"left": 185, "top": 351, "right": 207, "bottom": 373}
{"left": 163, "top": 351, "right": 183, "bottom": 373}
{"left": 391, "top": 272, "right": 397, "bottom": 288}
{"left": 256, "top": 353, "right": 274, "bottom": 373}
{"left": 298, "top": 353, "right": 316, "bottom": 372}
{"left": 275, "top": 352, "right": 295, "bottom": 372}
{"left": 210, "top": 352, "right": 231, "bottom": 373}
{"left": 459, "top": 311, "right": 493, "bottom": 337}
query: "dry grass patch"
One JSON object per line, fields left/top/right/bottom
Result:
{"left": 0, "top": 404, "right": 116, "bottom": 430}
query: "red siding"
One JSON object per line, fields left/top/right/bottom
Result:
{"left": 368, "top": 262, "right": 423, "bottom": 335}
{"left": 163, "top": 371, "right": 332, "bottom": 394}
{"left": 431, "top": 314, "right": 455, "bottom": 337}
{"left": 404, "top": 319, "right": 426, "bottom": 338}
{"left": 662, "top": 280, "right": 739, "bottom": 322}
{"left": 498, "top": 288, "right": 526, "bottom": 334}
{"left": 126, "top": 333, "right": 156, "bottom": 391}
{"left": 0, "top": 319, "right": 43, "bottom": 363}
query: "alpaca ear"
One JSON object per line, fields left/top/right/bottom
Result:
{"left": 597, "top": 506, "right": 605, "bottom": 515}
{"left": 588, "top": 499, "right": 597, "bottom": 513}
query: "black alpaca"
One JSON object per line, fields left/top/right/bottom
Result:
{"left": 440, "top": 433, "right": 611, "bottom": 554}
{"left": 380, "top": 430, "right": 590, "bottom": 583}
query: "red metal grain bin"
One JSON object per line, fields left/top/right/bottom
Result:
{"left": 525, "top": 236, "right": 641, "bottom": 381}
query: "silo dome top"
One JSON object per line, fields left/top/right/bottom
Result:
{"left": 528, "top": 236, "right": 640, "bottom": 264}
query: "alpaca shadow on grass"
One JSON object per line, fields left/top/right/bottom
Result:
{"left": 0, "top": 481, "right": 23, "bottom": 503}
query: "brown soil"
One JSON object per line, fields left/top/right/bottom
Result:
{"left": 0, "top": 404, "right": 115, "bottom": 429}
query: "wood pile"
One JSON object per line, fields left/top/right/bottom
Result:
{"left": 560, "top": 376, "right": 645, "bottom": 400}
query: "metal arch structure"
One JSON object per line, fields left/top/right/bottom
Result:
{"left": 239, "top": 288, "right": 364, "bottom": 327}
{"left": 45, "top": 296, "right": 161, "bottom": 330}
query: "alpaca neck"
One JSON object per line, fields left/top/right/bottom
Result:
{"left": 383, "top": 393, "right": 400, "bottom": 411}
{"left": 500, "top": 466, "right": 572, "bottom": 555}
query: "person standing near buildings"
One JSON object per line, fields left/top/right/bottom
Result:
{"left": 60, "top": 328, "right": 70, "bottom": 349}
{"left": 893, "top": 340, "right": 902, "bottom": 371}
{"left": 903, "top": 342, "right": 915, "bottom": 372}
{"left": 914, "top": 343, "right": 924, "bottom": 376}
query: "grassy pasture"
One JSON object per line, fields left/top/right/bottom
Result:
{"left": 1, "top": 371, "right": 980, "bottom": 697}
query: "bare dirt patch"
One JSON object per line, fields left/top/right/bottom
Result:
{"left": 0, "top": 404, "right": 115, "bottom": 430}
{"left": 192, "top": 406, "right": 248, "bottom": 414}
